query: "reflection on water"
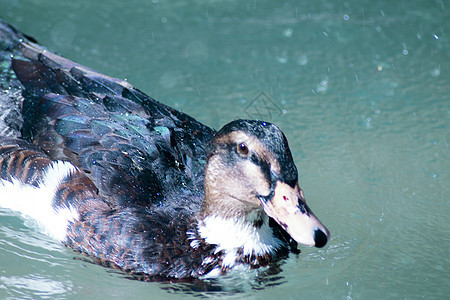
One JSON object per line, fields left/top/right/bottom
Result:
{"left": 0, "top": 275, "right": 71, "bottom": 298}
{"left": 0, "top": 211, "right": 72, "bottom": 299}
{"left": 0, "top": 0, "right": 449, "bottom": 298}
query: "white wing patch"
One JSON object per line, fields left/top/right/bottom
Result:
{"left": 0, "top": 161, "right": 79, "bottom": 241}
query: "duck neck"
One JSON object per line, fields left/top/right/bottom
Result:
{"left": 198, "top": 188, "right": 283, "bottom": 267}
{"left": 196, "top": 210, "right": 282, "bottom": 268}
{"left": 197, "top": 154, "right": 282, "bottom": 266}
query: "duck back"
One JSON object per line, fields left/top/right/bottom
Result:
{"left": 12, "top": 41, "right": 215, "bottom": 208}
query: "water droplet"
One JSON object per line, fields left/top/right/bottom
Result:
{"left": 297, "top": 55, "right": 308, "bottom": 65}
{"left": 316, "top": 77, "right": 329, "bottom": 93}
{"left": 343, "top": 15, "right": 349, "bottom": 21}
{"left": 432, "top": 66, "right": 441, "bottom": 77}
{"left": 276, "top": 56, "right": 288, "bottom": 64}
{"left": 283, "top": 28, "right": 293, "bottom": 37}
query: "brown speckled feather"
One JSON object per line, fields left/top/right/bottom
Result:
{"left": 0, "top": 137, "right": 52, "bottom": 186}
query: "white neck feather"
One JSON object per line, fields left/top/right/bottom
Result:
{"left": 197, "top": 212, "right": 282, "bottom": 267}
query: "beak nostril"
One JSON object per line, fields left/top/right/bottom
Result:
{"left": 313, "top": 228, "right": 328, "bottom": 248}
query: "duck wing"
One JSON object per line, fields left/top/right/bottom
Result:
{"left": 12, "top": 40, "right": 215, "bottom": 207}
{"left": 0, "top": 136, "right": 217, "bottom": 279}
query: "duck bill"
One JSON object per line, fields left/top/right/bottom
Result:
{"left": 261, "top": 181, "right": 330, "bottom": 248}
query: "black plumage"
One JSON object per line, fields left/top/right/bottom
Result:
{"left": 12, "top": 52, "right": 214, "bottom": 208}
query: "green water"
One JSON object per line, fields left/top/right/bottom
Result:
{"left": 1, "top": 0, "right": 449, "bottom": 298}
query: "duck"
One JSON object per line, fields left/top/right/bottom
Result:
{"left": 0, "top": 19, "right": 330, "bottom": 281}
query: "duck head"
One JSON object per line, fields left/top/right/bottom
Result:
{"left": 201, "top": 120, "right": 330, "bottom": 248}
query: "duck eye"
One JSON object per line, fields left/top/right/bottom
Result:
{"left": 237, "top": 142, "right": 249, "bottom": 156}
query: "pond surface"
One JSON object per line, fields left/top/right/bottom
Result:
{"left": 0, "top": 0, "right": 449, "bottom": 299}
